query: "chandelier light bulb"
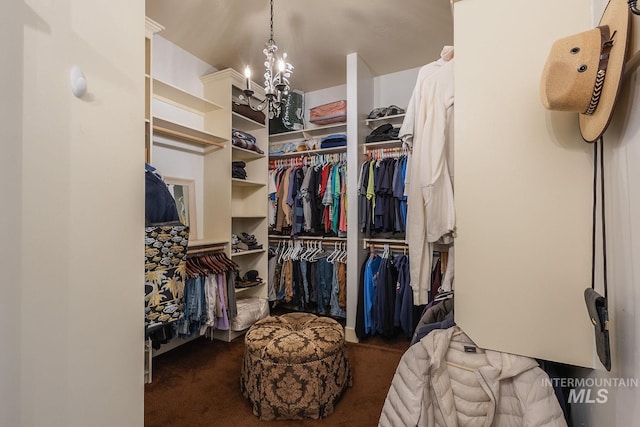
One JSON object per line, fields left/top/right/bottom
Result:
{"left": 244, "top": 66, "right": 252, "bottom": 91}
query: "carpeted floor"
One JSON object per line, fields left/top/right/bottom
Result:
{"left": 145, "top": 334, "right": 409, "bottom": 427}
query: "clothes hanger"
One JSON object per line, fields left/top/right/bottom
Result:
{"left": 303, "top": 240, "right": 316, "bottom": 261}
{"left": 433, "top": 290, "right": 454, "bottom": 302}
{"left": 326, "top": 242, "right": 336, "bottom": 263}
{"left": 382, "top": 244, "right": 390, "bottom": 259}
{"left": 339, "top": 242, "right": 348, "bottom": 263}
{"left": 291, "top": 240, "right": 303, "bottom": 260}
{"left": 309, "top": 241, "right": 322, "bottom": 261}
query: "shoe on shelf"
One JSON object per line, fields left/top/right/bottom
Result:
{"left": 239, "top": 232, "right": 258, "bottom": 245}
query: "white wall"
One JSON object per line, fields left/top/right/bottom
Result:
{"left": 153, "top": 35, "right": 215, "bottom": 96}
{"left": 373, "top": 66, "right": 421, "bottom": 110}
{"left": 567, "top": 2, "right": 640, "bottom": 425}
{"left": 4, "top": 0, "right": 145, "bottom": 426}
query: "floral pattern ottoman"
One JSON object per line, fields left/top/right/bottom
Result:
{"left": 241, "top": 312, "right": 352, "bottom": 420}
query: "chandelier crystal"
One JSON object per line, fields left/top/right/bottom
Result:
{"left": 239, "top": 0, "right": 293, "bottom": 119}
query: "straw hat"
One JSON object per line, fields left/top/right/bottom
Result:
{"left": 540, "top": 0, "right": 630, "bottom": 142}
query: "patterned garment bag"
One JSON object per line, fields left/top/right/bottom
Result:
{"left": 144, "top": 224, "right": 189, "bottom": 330}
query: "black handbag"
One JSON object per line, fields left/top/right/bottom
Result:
{"left": 584, "top": 137, "right": 611, "bottom": 371}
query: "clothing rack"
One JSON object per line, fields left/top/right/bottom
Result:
{"left": 363, "top": 238, "right": 407, "bottom": 245}
{"left": 366, "top": 146, "right": 408, "bottom": 160}
{"left": 363, "top": 239, "right": 451, "bottom": 254}
{"left": 366, "top": 242, "right": 408, "bottom": 254}
{"left": 185, "top": 248, "right": 238, "bottom": 278}
{"left": 269, "top": 234, "right": 346, "bottom": 242}
{"left": 269, "top": 151, "right": 347, "bottom": 169}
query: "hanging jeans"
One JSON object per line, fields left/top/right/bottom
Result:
{"left": 177, "top": 276, "right": 205, "bottom": 337}
{"left": 300, "top": 260, "right": 310, "bottom": 303}
{"left": 316, "top": 258, "right": 333, "bottom": 314}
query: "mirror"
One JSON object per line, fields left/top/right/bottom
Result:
{"left": 165, "top": 177, "right": 197, "bottom": 240}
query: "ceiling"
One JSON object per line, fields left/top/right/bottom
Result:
{"left": 146, "top": 0, "right": 454, "bottom": 93}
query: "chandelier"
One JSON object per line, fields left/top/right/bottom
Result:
{"left": 239, "top": 0, "right": 294, "bottom": 119}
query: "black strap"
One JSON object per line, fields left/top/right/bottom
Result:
{"left": 591, "top": 136, "right": 608, "bottom": 305}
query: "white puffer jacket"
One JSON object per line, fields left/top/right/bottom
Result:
{"left": 379, "top": 327, "right": 567, "bottom": 427}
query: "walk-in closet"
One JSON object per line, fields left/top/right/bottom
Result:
{"left": 141, "top": 0, "right": 609, "bottom": 424}
{"left": 9, "top": 1, "right": 640, "bottom": 426}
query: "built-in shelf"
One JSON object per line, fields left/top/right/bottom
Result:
{"left": 363, "top": 139, "right": 403, "bottom": 150}
{"left": 235, "top": 282, "right": 267, "bottom": 294}
{"left": 232, "top": 111, "right": 266, "bottom": 131}
{"left": 153, "top": 79, "right": 222, "bottom": 114}
{"left": 188, "top": 239, "right": 228, "bottom": 255}
{"left": 231, "top": 248, "right": 266, "bottom": 257}
{"left": 232, "top": 145, "right": 265, "bottom": 161}
{"left": 232, "top": 214, "right": 267, "bottom": 219}
{"left": 232, "top": 178, "right": 266, "bottom": 187}
{"left": 364, "top": 113, "right": 405, "bottom": 128}
{"left": 189, "top": 238, "right": 229, "bottom": 248}
{"left": 268, "top": 122, "right": 347, "bottom": 143}
{"left": 153, "top": 117, "right": 226, "bottom": 148}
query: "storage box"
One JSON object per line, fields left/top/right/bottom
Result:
{"left": 309, "top": 100, "right": 347, "bottom": 125}
{"left": 232, "top": 101, "right": 266, "bottom": 124}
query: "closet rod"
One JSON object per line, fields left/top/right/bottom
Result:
{"left": 366, "top": 243, "right": 409, "bottom": 252}
{"left": 363, "top": 238, "right": 407, "bottom": 245}
{"left": 364, "top": 241, "right": 451, "bottom": 253}
{"left": 268, "top": 235, "right": 347, "bottom": 242}
{"left": 187, "top": 245, "right": 226, "bottom": 256}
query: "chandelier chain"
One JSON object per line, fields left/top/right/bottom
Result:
{"left": 269, "top": 0, "right": 274, "bottom": 42}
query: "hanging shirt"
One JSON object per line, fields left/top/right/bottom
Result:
{"left": 403, "top": 56, "right": 455, "bottom": 305}
{"left": 268, "top": 169, "right": 278, "bottom": 227}
{"left": 339, "top": 165, "right": 347, "bottom": 233}
{"left": 300, "top": 166, "right": 314, "bottom": 231}
{"left": 364, "top": 254, "right": 382, "bottom": 335}
{"left": 359, "top": 161, "right": 371, "bottom": 233}
{"left": 332, "top": 165, "right": 341, "bottom": 234}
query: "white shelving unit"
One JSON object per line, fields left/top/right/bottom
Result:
{"left": 153, "top": 117, "right": 226, "bottom": 148}
{"left": 201, "top": 68, "right": 270, "bottom": 342}
{"left": 364, "top": 113, "right": 405, "bottom": 128}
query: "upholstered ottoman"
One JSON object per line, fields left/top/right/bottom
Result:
{"left": 241, "top": 312, "right": 352, "bottom": 420}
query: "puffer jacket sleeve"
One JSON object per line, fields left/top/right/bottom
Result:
{"left": 378, "top": 344, "right": 429, "bottom": 427}
{"left": 517, "top": 367, "right": 568, "bottom": 427}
